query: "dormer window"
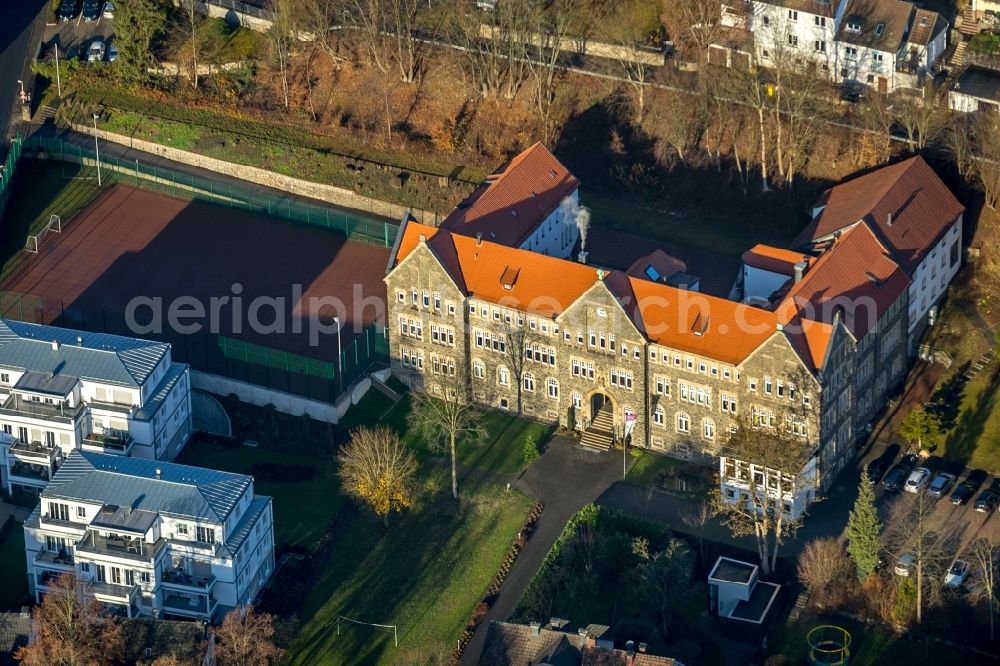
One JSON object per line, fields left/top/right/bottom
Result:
{"left": 846, "top": 16, "right": 863, "bottom": 33}
{"left": 874, "top": 22, "right": 885, "bottom": 36}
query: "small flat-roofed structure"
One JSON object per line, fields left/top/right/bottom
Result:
{"left": 950, "top": 66, "right": 1000, "bottom": 113}
{"left": 708, "top": 556, "right": 781, "bottom": 641}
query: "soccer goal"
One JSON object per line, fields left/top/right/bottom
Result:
{"left": 25, "top": 215, "right": 62, "bottom": 253}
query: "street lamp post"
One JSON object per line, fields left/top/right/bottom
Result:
{"left": 54, "top": 44, "right": 62, "bottom": 97}
{"left": 334, "top": 316, "right": 343, "bottom": 394}
{"left": 92, "top": 112, "right": 101, "bottom": 187}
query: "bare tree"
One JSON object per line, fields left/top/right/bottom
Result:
{"left": 502, "top": 322, "right": 529, "bottom": 415}
{"left": 214, "top": 606, "right": 283, "bottom": 666}
{"left": 723, "top": 64, "right": 771, "bottom": 192}
{"left": 971, "top": 111, "right": 1000, "bottom": 210}
{"left": 797, "top": 537, "right": 853, "bottom": 605}
{"left": 408, "top": 367, "right": 486, "bottom": 500}
{"left": 455, "top": 0, "right": 536, "bottom": 100}
{"left": 270, "top": 0, "right": 296, "bottom": 110}
{"left": 15, "top": 572, "right": 124, "bottom": 666}
{"left": 856, "top": 92, "right": 895, "bottom": 165}
{"left": 631, "top": 536, "right": 694, "bottom": 642}
{"left": 176, "top": 0, "right": 208, "bottom": 88}
{"left": 713, "top": 417, "right": 809, "bottom": 575}
{"left": 337, "top": 425, "right": 419, "bottom": 526}
{"left": 971, "top": 535, "right": 999, "bottom": 644}
{"left": 894, "top": 94, "right": 945, "bottom": 152}
{"left": 659, "top": 0, "right": 722, "bottom": 64}
{"left": 680, "top": 499, "right": 712, "bottom": 563}
{"left": 528, "top": 0, "right": 573, "bottom": 142}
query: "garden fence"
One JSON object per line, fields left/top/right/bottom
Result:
{"left": 23, "top": 135, "right": 401, "bottom": 248}
{"left": 0, "top": 136, "right": 23, "bottom": 223}
{"left": 0, "top": 289, "right": 389, "bottom": 405}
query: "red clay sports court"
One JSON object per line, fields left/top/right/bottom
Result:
{"left": 0, "top": 184, "right": 392, "bottom": 362}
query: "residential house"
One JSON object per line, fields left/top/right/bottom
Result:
{"left": 0, "top": 611, "right": 30, "bottom": 666}
{"left": 386, "top": 145, "right": 961, "bottom": 521}
{"left": 707, "top": 556, "right": 781, "bottom": 640}
{"left": 972, "top": 0, "right": 1000, "bottom": 22}
{"left": 793, "top": 156, "right": 964, "bottom": 350}
{"left": 950, "top": 66, "right": 1000, "bottom": 112}
{"left": 0, "top": 320, "right": 193, "bottom": 497}
{"left": 480, "top": 619, "right": 682, "bottom": 665}
{"left": 749, "top": 0, "right": 845, "bottom": 72}
{"left": 23, "top": 450, "right": 274, "bottom": 622}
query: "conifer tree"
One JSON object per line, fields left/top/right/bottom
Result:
{"left": 846, "top": 465, "right": 883, "bottom": 581}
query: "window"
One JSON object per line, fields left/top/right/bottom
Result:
{"left": 787, "top": 34, "right": 798, "bottom": 47}
{"left": 845, "top": 46, "right": 858, "bottom": 57}
{"left": 653, "top": 407, "right": 665, "bottom": 426}
{"left": 814, "top": 15, "right": 825, "bottom": 27}
{"left": 80, "top": 562, "right": 90, "bottom": 573}
{"left": 764, "top": 377, "right": 773, "bottom": 394}
{"left": 111, "top": 567, "right": 122, "bottom": 585}
{"left": 787, "top": 9, "right": 797, "bottom": 20}
{"left": 76, "top": 506, "right": 86, "bottom": 518}
{"left": 433, "top": 293, "right": 441, "bottom": 310}
{"left": 814, "top": 40, "right": 825, "bottom": 52}
{"left": 447, "top": 302, "right": 456, "bottom": 315}
{"left": 473, "top": 360, "right": 485, "bottom": 380}
{"left": 196, "top": 526, "right": 216, "bottom": 544}
{"left": 950, "top": 240, "right": 960, "bottom": 267}
{"left": 0, "top": 372, "right": 8, "bottom": 384}
{"left": 655, "top": 377, "right": 670, "bottom": 396}
{"left": 140, "top": 572, "right": 150, "bottom": 584}
{"left": 610, "top": 369, "right": 633, "bottom": 389}
{"left": 749, "top": 379, "right": 757, "bottom": 392}
{"left": 547, "top": 379, "right": 559, "bottom": 399}
{"left": 177, "top": 523, "right": 189, "bottom": 536}
{"left": 411, "top": 289, "right": 418, "bottom": 305}
{"left": 874, "top": 22, "right": 884, "bottom": 36}
{"left": 703, "top": 419, "right": 715, "bottom": 440}
{"left": 677, "top": 413, "right": 690, "bottom": 433}
{"left": 762, "top": 15, "right": 770, "bottom": 26}
{"left": 498, "top": 367, "right": 510, "bottom": 386}
{"left": 47, "top": 502, "right": 69, "bottom": 522}
{"left": 422, "top": 291, "right": 430, "bottom": 308}
{"left": 573, "top": 393, "right": 582, "bottom": 409}
{"left": 499, "top": 397, "right": 509, "bottom": 410}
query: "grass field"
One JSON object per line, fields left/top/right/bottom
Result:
{"left": 0, "top": 520, "right": 27, "bottom": 612}
{"left": 625, "top": 448, "right": 681, "bottom": 487}
{"left": 0, "top": 161, "right": 103, "bottom": 280}
{"left": 767, "top": 612, "right": 967, "bottom": 665}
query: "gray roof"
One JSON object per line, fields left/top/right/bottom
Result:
{"left": 134, "top": 363, "right": 188, "bottom": 421}
{"left": 0, "top": 613, "right": 30, "bottom": 666}
{"left": 953, "top": 66, "right": 1000, "bottom": 103}
{"left": 225, "top": 495, "right": 271, "bottom": 557}
{"left": 837, "top": 0, "right": 913, "bottom": 52}
{"left": 13, "top": 370, "right": 79, "bottom": 396}
{"left": 44, "top": 450, "right": 252, "bottom": 523}
{"left": 0, "top": 320, "right": 170, "bottom": 387}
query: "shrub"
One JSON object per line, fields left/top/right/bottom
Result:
{"left": 523, "top": 434, "right": 540, "bottom": 463}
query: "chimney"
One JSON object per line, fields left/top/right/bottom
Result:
{"left": 476, "top": 232, "right": 483, "bottom": 247}
{"left": 626, "top": 640, "right": 635, "bottom": 656}
{"left": 76, "top": 336, "right": 83, "bottom": 346}
{"left": 638, "top": 643, "right": 648, "bottom": 654}
{"left": 51, "top": 340, "right": 59, "bottom": 351}
{"left": 887, "top": 211, "right": 893, "bottom": 227}
{"left": 793, "top": 260, "right": 807, "bottom": 283}
{"left": 529, "top": 621, "right": 541, "bottom": 637}
{"left": 578, "top": 250, "right": 588, "bottom": 264}
{"left": 154, "top": 468, "right": 161, "bottom": 480}
{"left": 577, "top": 628, "right": 588, "bottom": 647}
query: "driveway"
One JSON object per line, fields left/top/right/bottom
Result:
{"left": 459, "top": 435, "right": 622, "bottom": 665}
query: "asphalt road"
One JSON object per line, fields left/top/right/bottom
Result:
{"left": 0, "top": 0, "right": 48, "bottom": 150}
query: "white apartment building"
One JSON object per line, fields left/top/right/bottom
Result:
{"left": 750, "top": 0, "right": 845, "bottom": 72}
{"left": 24, "top": 450, "right": 274, "bottom": 621}
{"left": 0, "top": 320, "right": 192, "bottom": 497}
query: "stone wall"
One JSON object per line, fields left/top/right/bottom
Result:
{"left": 69, "top": 122, "right": 444, "bottom": 225}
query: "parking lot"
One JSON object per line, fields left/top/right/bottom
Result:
{"left": 861, "top": 441, "right": 1000, "bottom": 586}
{"left": 44, "top": 1, "right": 114, "bottom": 64}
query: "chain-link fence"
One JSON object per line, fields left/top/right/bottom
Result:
{"left": 24, "top": 135, "right": 401, "bottom": 248}
{"left": 0, "top": 289, "right": 389, "bottom": 404}
{"left": 0, "top": 136, "right": 23, "bottom": 223}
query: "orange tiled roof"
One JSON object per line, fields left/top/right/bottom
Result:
{"left": 439, "top": 143, "right": 580, "bottom": 248}
{"left": 742, "top": 244, "right": 812, "bottom": 276}
{"left": 794, "top": 156, "right": 963, "bottom": 273}
{"left": 626, "top": 249, "right": 687, "bottom": 282}
{"left": 780, "top": 224, "right": 909, "bottom": 339}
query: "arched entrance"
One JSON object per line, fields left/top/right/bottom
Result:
{"left": 585, "top": 389, "right": 617, "bottom": 427}
{"left": 580, "top": 389, "right": 618, "bottom": 451}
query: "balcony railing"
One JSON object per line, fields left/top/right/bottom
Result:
{"left": 161, "top": 592, "right": 216, "bottom": 617}
{"left": 10, "top": 440, "right": 59, "bottom": 463}
{"left": 161, "top": 569, "right": 216, "bottom": 591}
{"left": 34, "top": 549, "right": 75, "bottom": 567}
{"left": 77, "top": 532, "right": 166, "bottom": 563}
{"left": 0, "top": 395, "right": 85, "bottom": 423}
{"left": 10, "top": 461, "right": 49, "bottom": 482}
{"left": 90, "top": 581, "right": 140, "bottom": 603}
{"left": 88, "top": 400, "right": 134, "bottom": 415}
{"left": 82, "top": 430, "right": 134, "bottom": 454}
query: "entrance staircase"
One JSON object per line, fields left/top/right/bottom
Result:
{"left": 580, "top": 406, "right": 614, "bottom": 451}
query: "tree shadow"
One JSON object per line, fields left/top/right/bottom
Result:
{"left": 943, "top": 367, "right": 1000, "bottom": 468}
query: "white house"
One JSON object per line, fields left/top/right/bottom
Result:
{"left": 738, "top": 244, "right": 812, "bottom": 304}
{"left": 23, "top": 450, "right": 274, "bottom": 621}
{"left": 950, "top": 66, "right": 1000, "bottom": 113}
{"left": 793, "top": 156, "right": 964, "bottom": 349}
{"left": 0, "top": 320, "right": 192, "bottom": 497}
{"left": 717, "top": 453, "right": 818, "bottom": 520}
{"left": 750, "top": 0, "right": 846, "bottom": 72}
{"left": 707, "top": 556, "right": 781, "bottom": 632}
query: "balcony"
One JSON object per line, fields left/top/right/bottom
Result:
{"left": 88, "top": 400, "right": 134, "bottom": 416}
{"left": 90, "top": 581, "right": 140, "bottom": 604}
{"left": 82, "top": 430, "right": 134, "bottom": 455}
{"left": 10, "top": 440, "right": 59, "bottom": 465}
{"left": 161, "top": 569, "right": 216, "bottom": 592}
{"left": 34, "top": 549, "right": 75, "bottom": 569}
{"left": 35, "top": 570, "right": 63, "bottom": 590}
{"left": 161, "top": 592, "right": 216, "bottom": 618}
{"left": 0, "top": 395, "right": 85, "bottom": 424}
{"left": 76, "top": 532, "right": 166, "bottom": 563}
{"left": 9, "top": 461, "right": 50, "bottom": 484}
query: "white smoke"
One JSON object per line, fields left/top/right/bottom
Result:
{"left": 559, "top": 196, "right": 591, "bottom": 253}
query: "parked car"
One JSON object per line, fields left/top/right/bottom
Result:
{"left": 975, "top": 480, "right": 1000, "bottom": 513}
{"left": 57, "top": 0, "right": 78, "bottom": 21}
{"left": 945, "top": 560, "right": 970, "bottom": 587}
{"left": 82, "top": 0, "right": 100, "bottom": 21}
{"left": 905, "top": 467, "right": 931, "bottom": 493}
{"left": 894, "top": 553, "right": 916, "bottom": 577}
{"left": 102, "top": 1, "right": 114, "bottom": 18}
{"left": 927, "top": 472, "right": 956, "bottom": 498}
{"left": 883, "top": 464, "right": 910, "bottom": 492}
{"left": 87, "top": 40, "right": 105, "bottom": 63}
{"left": 866, "top": 458, "right": 889, "bottom": 485}
{"left": 107, "top": 42, "right": 118, "bottom": 62}
{"left": 951, "top": 480, "right": 978, "bottom": 505}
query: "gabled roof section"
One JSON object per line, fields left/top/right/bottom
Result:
{"left": 742, "top": 244, "right": 812, "bottom": 276}
{"left": 780, "top": 224, "right": 909, "bottom": 339}
{"left": 784, "top": 317, "right": 835, "bottom": 372}
{"left": 440, "top": 143, "right": 580, "bottom": 248}
{"left": 626, "top": 249, "right": 687, "bottom": 283}
{"left": 44, "top": 450, "right": 252, "bottom": 523}
{"left": 757, "top": 0, "right": 838, "bottom": 18}
{"left": 794, "top": 156, "right": 964, "bottom": 273}
{"left": 630, "top": 277, "right": 780, "bottom": 365}
{"left": 907, "top": 9, "right": 945, "bottom": 46}
{"left": 836, "top": 0, "right": 913, "bottom": 51}
{"left": 0, "top": 320, "right": 169, "bottom": 387}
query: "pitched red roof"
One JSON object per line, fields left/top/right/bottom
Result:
{"left": 742, "top": 244, "right": 812, "bottom": 276}
{"left": 780, "top": 224, "right": 909, "bottom": 339}
{"left": 626, "top": 249, "right": 687, "bottom": 282}
{"left": 794, "top": 156, "right": 963, "bottom": 274}
{"left": 440, "top": 143, "right": 580, "bottom": 248}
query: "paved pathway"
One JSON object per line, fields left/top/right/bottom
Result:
{"left": 459, "top": 436, "right": 622, "bottom": 665}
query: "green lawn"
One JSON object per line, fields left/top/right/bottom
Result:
{"left": 767, "top": 612, "right": 967, "bottom": 666}
{"left": 345, "top": 388, "right": 554, "bottom": 475}
{"left": 176, "top": 440, "right": 342, "bottom": 553}
{"left": 939, "top": 368, "right": 1000, "bottom": 474}
{"left": 625, "top": 449, "right": 682, "bottom": 487}
{"left": 0, "top": 520, "right": 27, "bottom": 611}
{"left": 287, "top": 471, "right": 532, "bottom": 665}
{"left": 0, "top": 160, "right": 105, "bottom": 281}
